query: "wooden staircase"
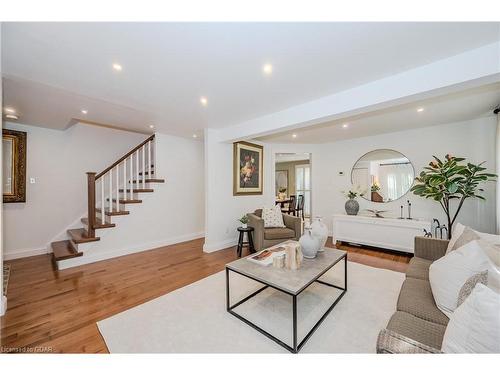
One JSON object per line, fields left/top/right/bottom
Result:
{"left": 51, "top": 134, "right": 165, "bottom": 262}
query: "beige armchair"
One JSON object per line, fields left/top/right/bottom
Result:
{"left": 247, "top": 209, "right": 302, "bottom": 251}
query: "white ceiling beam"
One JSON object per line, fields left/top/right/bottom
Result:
{"left": 217, "top": 42, "right": 500, "bottom": 143}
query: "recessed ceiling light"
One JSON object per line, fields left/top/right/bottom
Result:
{"left": 81, "top": 109, "right": 88, "bottom": 115}
{"left": 292, "top": 134, "right": 297, "bottom": 138}
{"left": 149, "top": 125, "right": 155, "bottom": 129}
{"left": 5, "top": 114, "right": 19, "bottom": 120}
{"left": 200, "top": 97, "right": 208, "bottom": 107}
{"left": 112, "top": 63, "right": 123, "bottom": 71}
{"left": 192, "top": 134, "right": 198, "bottom": 138}
{"left": 417, "top": 107, "right": 424, "bottom": 112}
{"left": 342, "top": 123, "right": 349, "bottom": 128}
{"left": 262, "top": 63, "right": 273, "bottom": 75}
{"left": 4, "top": 107, "right": 16, "bottom": 114}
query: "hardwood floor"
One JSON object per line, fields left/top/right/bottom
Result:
{"left": 0, "top": 237, "right": 411, "bottom": 353}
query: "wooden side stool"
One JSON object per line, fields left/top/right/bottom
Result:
{"left": 236, "top": 226, "right": 255, "bottom": 258}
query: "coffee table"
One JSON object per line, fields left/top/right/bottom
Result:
{"left": 225, "top": 247, "right": 347, "bottom": 353}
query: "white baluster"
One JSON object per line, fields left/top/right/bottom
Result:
{"left": 101, "top": 179, "right": 105, "bottom": 225}
{"left": 129, "top": 154, "right": 133, "bottom": 200}
{"left": 115, "top": 166, "right": 119, "bottom": 211}
{"left": 109, "top": 171, "right": 112, "bottom": 211}
{"left": 135, "top": 150, "right": 139, "bottom": 191}
{"left": 142, "top": 145, "right": 146, "bottom": 189}
{"left": 123, "top": 158, "right": 127, "bottom": 201}
{"left": 148, "top": 140, "right": 152, "bottom": 177}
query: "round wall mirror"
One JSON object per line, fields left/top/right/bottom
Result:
{"left": 351, "top": 149, "right": 414, "bottom": 203}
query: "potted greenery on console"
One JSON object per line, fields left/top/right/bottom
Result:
{"left": 342, "top": 187, "right": 365, "bottom": 215}
{"left": 411, "top": 154, "right": 496, "bottom": 239}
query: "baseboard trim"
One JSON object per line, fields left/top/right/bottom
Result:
{"left": 4, "top": 247, "right": 49, "bottom": 260}
{"left": 203, "top": 238, "right": 237, "bottom": 253}
{"left": 57, "top": 231, "right": 205, "bottom": 270}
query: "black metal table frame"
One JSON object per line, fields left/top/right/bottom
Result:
{"left": 226, "top": 253, "right": 347, "bottom": 353}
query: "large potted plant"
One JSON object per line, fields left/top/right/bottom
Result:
{"left": 411, "top": 154, "right": 496, "bottom": 239}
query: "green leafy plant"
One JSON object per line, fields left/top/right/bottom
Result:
{"left": 278, "top": 187, "right": 287, "bottom": 193}
{"left": 411, "top": 154, "right": 496, "bottom": 239}
{"left": 238, "top": 214, "right": 249, "bottom": 225}
{"left": 342, "top": 186, "right": 365, "bottom": 200}
{"left": 371, "top": 183, "right": 380, "bottom": 192}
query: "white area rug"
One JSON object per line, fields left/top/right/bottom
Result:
{"left": 98, "top": 261, "right": 405, "bottom": 353}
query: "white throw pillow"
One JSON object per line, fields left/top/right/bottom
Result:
{"left": 447, "top": 223, "right": 500, "bottom": 266}
{"left": 442, "top": 283, "right": 500, "bottom": 353}
{"left": 429, "top": 240, "right": 496, "bottom": 317}
{"left": 446, "top": 223, "right": 466, "bottom": 253}
{"left": 262, "top": 205, "right": 286, "bottom": 228}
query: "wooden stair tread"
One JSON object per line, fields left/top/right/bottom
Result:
{"left": 118, "top": 188, "right": 154, "bottom": 193}
{"left": 96, "top": 208, "right": 130, "bottom": 216}
{"left": 81, "top": 217, "right": 115, "bottom": 229}
{"left": 51, "top": 240, "right": 83, "bottom": 261}
{"left": 130, "top": 178, "right": 165, "bottom": 183}
{"left": 67, "top": 228, "right": 100, "bottom": 244}
{"left": 106, "top": 198, "right": 142, "bottom": 204}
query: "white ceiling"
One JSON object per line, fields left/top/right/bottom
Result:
{"left": 257, "top": 83, "right": 500, "bottom": 143}
{"left": 2, "top": 22, "right": 500, "bottom": 137}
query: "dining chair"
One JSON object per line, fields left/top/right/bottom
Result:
{"left": 281, "top": 195, "right": 296, "bottom": 215}
{"left": 296, "top": 194, "right": 305, "bottom": 220}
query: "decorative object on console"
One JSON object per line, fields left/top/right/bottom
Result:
{"left": 278, "top": 187, "right": 287, "bottom": 200}
{"left": 399, "top": 205, "right": 404, "bottom": 219}
{"left": 342, "top": 187, "right": 364, "bottom": 215}
{"left": 311, "top": 216, "right": 328, "bottom": 252}
{"left": 364, "top": 209, "right": 387, "bottom": 218}
{"left": 233, "top": 141, "right": 263, "bottom": 196}
{"left": 299, "top": 226, "right": 320, "bottom": 259}
{"left": 238, "top": 214, "right": 249, "bottom": 229}
{"left": 411, "top": 154, "right": 497, "bottom": 239}
{"left": 3, "top": 128, "right": 27, "bottom": 203}
{"left": 406, "top": 200, "right": 412, "bottom": 220}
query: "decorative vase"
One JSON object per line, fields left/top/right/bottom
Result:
{"left": 299, "top": 227, "right": 321, "bottom": 259}
{"left": 278, "top": 192, "right": 286, "bottom": 200}
{"left": 311, "top": 216, "right": 328, "bottom": 252}
{"left": 345, "top": 199, "right": 359, "bottom": 215}
{"left": 241, "top": 223, "right": 248, "bottom": 229}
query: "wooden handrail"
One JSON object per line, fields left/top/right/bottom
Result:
{"left": 95, "top": 134, "right": 155, "bottom": 180}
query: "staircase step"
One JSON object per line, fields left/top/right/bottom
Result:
{"left": 130, "top": 178, "right": 165, "bottom": 183}
{"left": 106, "top": 198, "right": 142, "bottom": 204}
{"left": 81, "top": 217, "right": 115, "bottom": 229}
{"left": 96, "top": 208, "right": 130, "bottom": 216}
{"left": 67, "top": 228, "right": 100, "bottom": 244}
{"left": 118, "top": 188, "right": 154, "bottom": 193}
{"left": 51, "top": 240, "right": 83, "bottom": 261}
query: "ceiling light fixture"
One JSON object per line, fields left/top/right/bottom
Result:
{"left": 112, "top": 63, "right": 123, "bottom": 71}
{"left": 5, "top": 114, "right": 19, "bottom": 120}
{"left": 342, "top": 123, "right": 349, "bottom": 128}
{"left": 192, "top": 134, "right": 198, "bottom": 138}
{"left": 292, "top": 134, "right": 297, "bottom": 138}
{"left": 200, "top": 97, "right": 208, "bottom": 107}
{"left": 262, "top": 63, "right": 273, "bottom": 75}
{"left": 149, "top": 125, "right": 155, "bottom": 129}
{"left": 81, "top": 109, "right": 88, "bottom": 115}
{"left": 4, "top": 107, "right": 16, "bottom": 114}
{"left": 417, "top": 107, "right": 424, "bottom": 112}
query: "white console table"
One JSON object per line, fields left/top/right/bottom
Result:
{"left": 332, "top": 214, "right": 431, "bottom": 254}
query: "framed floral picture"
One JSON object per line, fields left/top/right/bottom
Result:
{"left": 233, "top": 141, "right": 263, "bottom": 195}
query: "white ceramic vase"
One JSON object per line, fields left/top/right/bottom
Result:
{"left": 311, "top": 216, "right": 328, "bottom": 252}
{"left": 299, "top": 227, "right": 320, "bottom": 259}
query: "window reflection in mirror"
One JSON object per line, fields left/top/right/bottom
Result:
{"left": 351, "top": 149, "right": 414, "bottom": 203}
{"left": 3, "top": 137, "right": 14, "bottom": 195}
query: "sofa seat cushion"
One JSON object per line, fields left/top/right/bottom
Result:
{"left": 406, "top": 257, "right": 432, "bottom": 280}
{"left": 387, "top": 311, "right": 447, "bottom": 350}
{"left": 264, "top": 228, "right": 295, "bottom": 240}
{"left": 397, "top": 277, "right": 449, "bottom": 325}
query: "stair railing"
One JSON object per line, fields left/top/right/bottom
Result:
{"left": 86, "top": 134, "right": 155, "bottom": 237}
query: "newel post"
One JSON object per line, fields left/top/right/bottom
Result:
{"left": 86, "top": 172, "right": 96, "bottom": 238}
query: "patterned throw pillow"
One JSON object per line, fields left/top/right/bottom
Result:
{"left": 457, "top": 270, "right": 488, "bottom": 307}
{"left": 262, "top": 205, "right": 286, "bottom": 228}
{"left": 448, "top": 227, "right": 480, "bottom": 253}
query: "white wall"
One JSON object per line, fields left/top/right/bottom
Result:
{"left": 2, "top": 122, "right": 146, "bottom": 259}
{"left": 203, "top": 129, "right": 273, "bottom": 252}
{"left": 268, "top": 117, "right": 498, "bottom": 236}
{"left": 497, "top": 113, "right": 500, "bottom": 234}
{"left": 1, "top": 22, "right": 6, "bottom": 316}
{"left": 58, "top": 132, "right": 205, "bottom": 268}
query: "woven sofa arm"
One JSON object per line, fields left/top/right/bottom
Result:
{"left": 414, "top": 236, "right": 449, "bottom": 261}
{"left": 376, "top": 329, "right": 442, "bottom": 354}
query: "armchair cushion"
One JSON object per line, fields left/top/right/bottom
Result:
{"left": 264, "top": 228, "right": 296, "bottom": 240}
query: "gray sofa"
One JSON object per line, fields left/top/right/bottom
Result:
{"left": 377, "top": 236, "right": 450, "bottom": 354}
{"left": 247, "top": 209, "right": 302, "bottom": 252}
